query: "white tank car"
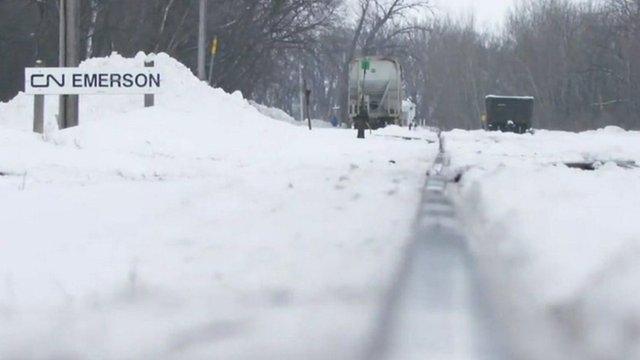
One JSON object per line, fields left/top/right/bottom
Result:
{"left": 348, "top": 56, "right": 404, "bottom": 129}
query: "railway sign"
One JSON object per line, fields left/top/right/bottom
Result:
{"left": 25, "top": 68, "right": 163, "bottom": 95}
{"left": 361, "top": 58, "right": 371, "bottom": 71}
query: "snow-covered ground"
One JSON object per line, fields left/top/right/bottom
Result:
{"left": 4, "top": 51, "right": 638, "bottom": 360}
{"left": 447, "top": 129, "right": 640, "bottom": 359}
{"left": 0, "top": 53, "right": 436, "bottom": 359}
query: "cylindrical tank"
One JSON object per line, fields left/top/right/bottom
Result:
{"left": 348, "top": 56, "right": 404, "bottom": 129}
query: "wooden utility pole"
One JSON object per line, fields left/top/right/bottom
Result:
{"left": 197, "top": 0, "right": 207, "bottom": 81}
{"left": 58, "top": 0, "right": 80, "bottom": 129}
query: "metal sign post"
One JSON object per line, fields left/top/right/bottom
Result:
{"left": 58, "top": 0, "right": 80, "bottom": 129}
{"left": 25, "top": 64, "right": 163, "bottom": 130}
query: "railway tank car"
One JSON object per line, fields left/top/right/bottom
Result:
{"left": 348, "top": 56, "right": 404, "bottom": 130}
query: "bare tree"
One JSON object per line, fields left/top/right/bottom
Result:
{"left": 1, "top": 0, "right": 640, "bottom": 130}
{"left": 337, "top": 0, "right": 431, "bottom": 126}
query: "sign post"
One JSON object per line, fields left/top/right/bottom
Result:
{"left": 58, "top": 0, "right": 80, "bottom": 129}
{"left": 144, "top": 60, "right": 155, "bottom": 107}
{"left": 25, "top": 66, "right": 163, "bottom": 129}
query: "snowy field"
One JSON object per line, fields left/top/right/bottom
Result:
{"left": 0, "top": 54, "right": 436, "bottom": 359}
{"left": 447, "top": 129, "right": 640, "bottom": 359}
{"left": 3, "top": 52, "right": 640, "bottom": 360}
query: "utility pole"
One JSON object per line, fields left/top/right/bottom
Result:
{"left": 58, "top": 0, "right": 80, "bottom": 129}
{"left": 299, "top": 64, "right": 304, "bottom": 122}
{"left": 33, "top": 60, "right": 45, "bottom": 134}
{"left": 197, "top": 0, "right": 207, "bottom": 81}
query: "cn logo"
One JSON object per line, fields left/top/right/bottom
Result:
{"left": 30, "top": 74, "right": 65, "bottom": 88}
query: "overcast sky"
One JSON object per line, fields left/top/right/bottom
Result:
{"left": 346, "top": 0, "right": 518, "bottom": 32}
{"left": 433, "top": 0, "right": 516, "bottom": 31}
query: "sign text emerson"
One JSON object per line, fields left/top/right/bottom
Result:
{"left": 25, "top": 68, "right": 163, "bottom": 95}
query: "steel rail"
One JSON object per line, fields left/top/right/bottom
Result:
{"left": 363, "top": 132, "right": 508, "bottom": 360}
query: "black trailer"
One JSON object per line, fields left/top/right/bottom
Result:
{"left": 483, "top": 95, "right": 534, "bottom": 133}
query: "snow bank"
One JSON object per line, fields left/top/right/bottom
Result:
{"left": 0, "top": 52, "right": 268, "bottom": 133}
{"left": 249, "top": 101, "right": 297, "bottom": 123}
{"left": 401, "top": 100, "right": 416, "bottom": 125}
{"left": 249, "top": 101, "right": 335, "bottom": 128}
{"left": 0, "top": 53, "right": 436, "bottom": 358}
{"left": 447, "top": 128, "right": 640, "bottom": 359}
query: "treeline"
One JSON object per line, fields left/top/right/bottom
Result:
{"left": 400, "top": 0, "right": 640, "bottom": 130}
{"left": 1, "top": 0, "right": 640, "bottom": 130}
{"left": 0, "top": 0, "right": 339, "bottom": 104}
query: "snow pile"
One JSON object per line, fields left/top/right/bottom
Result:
{"left": 0, "top": 53, "right": 436, "bottom": 358}
{"left": 249, "top": 100, "right": 297, "bottom": 123}
{"left": 0, "top": 52, "right": 251, "bottom": 132}
{"left": 446, "top": 129, "right": 640, "bottom": 359}
{"left": 249, "top": 101, "right": 335, "bottom": 128}
{"left": 401, "top": 100, "right": 416, "bottom": 125}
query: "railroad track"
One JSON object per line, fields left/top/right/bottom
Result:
{"left": 364, "top": 132, "right": 508, "bottom": 360}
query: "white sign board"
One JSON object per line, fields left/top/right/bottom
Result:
{"left": 25, "top": 68, "right": 163, "bottom": 95}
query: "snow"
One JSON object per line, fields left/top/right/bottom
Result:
{"left": 401, "top": 100, "right": 417, "bottom": 125}
{"left": 446, "top": 129, "right": 640, "bottom": 359}
{"left": 0, "top": 53, "right": 436, "bottom": 358}
{"left": 249, "top": 101, "right": 334, "bottom": 128}
{"left": 4, "top": 51, "right": 638, "bottom": 359}
{"left": 485, "top": 95, "right": 535, "bottom": 100}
